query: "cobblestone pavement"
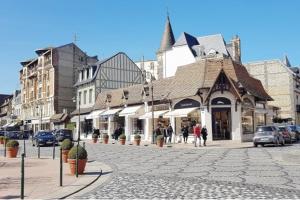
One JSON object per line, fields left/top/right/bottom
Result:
{"left": 2, "top": 140, "right": 300, "bottom": 199}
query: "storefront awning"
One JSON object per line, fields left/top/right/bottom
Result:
{"left": 100, "top": 108, "right": 122, "bottom": 116}
{"left": 163, "top": 107, "right": 198, "bottom": 118}
{"left": 8, "top": 122, "right": 18, "bottom": 127}
{"left": 2, "top": 122, "right": 11, "bottom": 128}
{"left": 119, "top": 105, "right": 143, "bottom": 117}
{"left": 86, "top": 110, "right": 105, "bottom": 119}
{"left": 139, "top": 110, "right": 169, "bottom": 119}
{"left": 255, "top": 108, "right": 268, "bottom": 114}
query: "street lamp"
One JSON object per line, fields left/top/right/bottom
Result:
{"left": 72, "top": 95, "right": 80, "bottom": 178}
{"left": 143, "top": 81, "right": 155, "bottom": 144}
{"left": 36, "top": 104, "right": 43, "bottom": 131}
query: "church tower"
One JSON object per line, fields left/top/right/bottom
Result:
{"left": 156, "top": 15, "right": 175, "bottom": 79}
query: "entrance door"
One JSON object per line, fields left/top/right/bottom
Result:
{"left": 212, "top": 108, "right": 231, "bottom": 140}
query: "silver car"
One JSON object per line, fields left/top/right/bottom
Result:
{"left": 253, "top": 126, "right": 285, "bottom": 147}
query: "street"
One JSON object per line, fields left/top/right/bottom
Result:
{"left": 1, "top": 140, "right": 300, "bottom": 199}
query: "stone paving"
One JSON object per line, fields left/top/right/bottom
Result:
{"left": 2, "top": 140, "right": 300, "bottom": 199}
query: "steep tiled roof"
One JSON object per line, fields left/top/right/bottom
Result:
{"left": 158, "top": 16, "right": 175, "bottom": 52}
{"left": 173, "top": 32, "right": 199, "bottom": 47}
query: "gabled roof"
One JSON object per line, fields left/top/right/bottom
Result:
{"left": 196, "top": 34, "right": 229, "bottom": 57}
{"left": 173, "top": 32, "right": 199, "bottom": 47}
{"left": 158, "top": 16, "right": 175, "bottom": 52}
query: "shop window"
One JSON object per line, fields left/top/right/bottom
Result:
{"left": 211, "top": 97, "right": 231, "bottom": 105}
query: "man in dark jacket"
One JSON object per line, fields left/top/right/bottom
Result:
{"left": 167, "top": 125, "right": 173, "bottom": 144}
{"left": 201, "top": 125, "right": 208, "bottom": 146}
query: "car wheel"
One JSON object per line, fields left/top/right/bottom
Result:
{"left": 254, "top": 143, "right": 258, "bottom": 147}
{"left": 261, "top": 144, "right": 264, "bottom": 147}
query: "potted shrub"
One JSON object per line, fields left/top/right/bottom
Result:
{"left": 134, "top": 134, "right": 141, "bottom": 146}
{"left": 3, "top": 136, "right": 9, "bottom": 145}
{"left": 157, "top": 135, "right": 164, "bottom": 147}
{"left": 103, "top": 134, "right": 109, "bottom": 144}
{"left": 61, "top": 139, "right": 73, "bottom": 163}
{"left": 0, "top": 136, "right": 4, "bottom": 144}
{"left": 92, "top": 134, "right": 98, "bottom": 143}
{"left": 6, "top": 140, "right": 19, "bottom": 158}
{"left": 68, "top": 145, "right": 87, "bottom": 175}
{"left": 119, "top": 134, "right": 126, "bottom": 145}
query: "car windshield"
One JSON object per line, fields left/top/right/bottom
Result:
{"left": 61, "top": 130, "right": 72, "bottom": 136}
{"left": 278, "top": 127, "right": 286, "bottom": 131}
{"left": 256, "top": 127, "right": 273, "bottom": 132}
{"left": 256, "top": 132, "right": 273, "bottom": 136}
{"left": 38, "top": 132, "right": 53, "bottom": 136}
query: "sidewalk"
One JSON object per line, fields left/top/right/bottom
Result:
{"left": 0, "top": 157, "right": 105, "bottom": 199}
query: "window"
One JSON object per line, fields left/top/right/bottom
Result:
{"left": 79, "top": 92, "right": 82, "bottom": 105}
{"left": 84, "top": 90, "right": 87, "bottom": 104}
{"left": 81, "top": 71, "right": 84, "bottom": 81}
{"left": 47, "top": 86, "right": 50, "bottom": 97}
{"left": 89, "top": 89, "right": 93, "bottom": 103}
{"left": 87, "top": 69, "right": 90, "bottom": 79}
{"left": 38, "top": 88, "right": 42, "bottom": 98}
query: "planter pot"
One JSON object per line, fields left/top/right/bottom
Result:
{"left": 92, "top": 138, "right": 98, "bottom": 143}
{"left": 62, "top": 150, "right": 69, "bottom": 163}
{"left": 103, "top": 138, "right": 109, "bottom": 144}
{"left": 0, "top": 139, "right": 3, "bottom": 144}
{"left": 157, "top": 139, "right": 164, "bottom": 147}
{"left": 134, "top": 139, "right": 141, "bottom": 146}
{"left": 119, "top": 139, "right": 126, "bottom": 145}
{"left": 7, "top": 147, "right": 19, "bottom": 158}
{"left": 68, "top": 159, "right": 87, "bottom": 175}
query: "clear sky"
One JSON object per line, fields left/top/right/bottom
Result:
{"left": 1, "top": 0, "right": 299, "bottom": 94}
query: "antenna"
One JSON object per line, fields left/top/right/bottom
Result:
{"left": 73, "top": 33, "right": 78, "bottom": 44}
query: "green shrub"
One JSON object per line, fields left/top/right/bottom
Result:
{"left": 6, "top": 140, "right": 19, "bottom": 148}
{"left": 68, "top": 145, "right": 87, "bottom": 160}
{"left": 92, "top": 134, "right": 98, "bottom": 138}
{"left": 0, "top": 136, "right": 4, "bottom": 140}
{"left": 134, "top": 134, "right": 141, "bottom": 140}
{"left": 103, "top": 134, "right": 109, "bottom": 139}
{"left": 119, "top": 134, "right": 126, "bottom": 140}
{"left": 156, "top": 135, "right": 164, "bottom": 141}
{"left": 61, "top": 139, "right": 73, "bottom": 150}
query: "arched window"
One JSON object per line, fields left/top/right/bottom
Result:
{"left": 211, "top": 97, "right": 231, "bottom": 105}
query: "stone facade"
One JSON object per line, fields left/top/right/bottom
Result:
{"left": 245, "top": 59, "right": 300, "bottom": 124}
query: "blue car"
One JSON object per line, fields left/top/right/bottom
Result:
{"left": 33, "top": 131, "right": 57, "bottom": 146}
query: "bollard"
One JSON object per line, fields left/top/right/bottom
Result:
{"left": 52, "top": 142, "right": 55, "bottom": 160}
{"left": 83, "top": 142, "right": 85, "bottom": 149}
{"left": 4, "top": 139, "right": 7, "bottom": 157}
{"left": 21, "top": 153, "right": 25, "bottom": 199}
{"left": 76, "top": 143, "right": 79, "bottom": 178}
{"left": 60, "top": 147, "right": 63, "bottom": 186}
{"left": 38, "top": 144, "right": 40, "bottom": 159}
{"left": 23, "top": 139, "right": 26, "bottom": 157}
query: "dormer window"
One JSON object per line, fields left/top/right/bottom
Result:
{"left": 86, "top": 68, "right": 90, "bottom": 79}
{"left": 81, "top": 70, "right": 84, "bottom": 81}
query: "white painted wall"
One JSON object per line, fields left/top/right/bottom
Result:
{"left": 163, "top": 45, "right": 196, "bottom": 78}
{"left": 77, "top": 84, "right": 95, "bottom": 109}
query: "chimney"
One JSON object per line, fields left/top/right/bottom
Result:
{"left": 231, "top": 35, "right": 241, "bottom": 63}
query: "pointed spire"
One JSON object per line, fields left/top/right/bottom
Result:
{"left": 283, "top": 55, "right": 291, "bottom": 67}
{"left": 158, "top": 15, "right": 175, "bottom": 52}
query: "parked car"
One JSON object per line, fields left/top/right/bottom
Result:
{"left": 288, "top": 125, "right": 300, "bottom": 141}
{"left": 278, "top": 126, "right": 295, "bottom": 143}
{"left": 5, "top": 131, "right": 19, "bottom": 139}
{"left": 18, "top": 131, "right": 30, "bottom": 140}
{"left": 0, "top": 131, "right": 5, "bottom": 136}
{"left": 54, "top": 129, "right": 73, "bottom": 142}
{"left": 253, "top": 125, "right": 285, "bottom": 147}
{"left": 33, "top": 131, "right": 57, "bottom": 146}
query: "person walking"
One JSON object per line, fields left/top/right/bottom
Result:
{"left": 113, "top": 127, "right": 119, "bottom": 142}
{"left": 201, "top": 125, "right": 208, "bottom": 146}
{"left": 163, "top": 125, "right": 168, "bottom": 144}
{"left": 167, "top": 124, "right": 173, "bottom": 144}
{"left": 193, "top": 123, "right": 201, "bottom": 147}
{"left": 182, "top": 125, "right": 189, "bottom": 143}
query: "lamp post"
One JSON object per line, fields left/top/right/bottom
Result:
{"left": 72, "top": 95, "right": 80, "bottom": 178}
{"left": 36, "top": 103, "right": 43, "bottom": 131}
{"left": 144, "top": 81, "right": 155, "bottom": 144}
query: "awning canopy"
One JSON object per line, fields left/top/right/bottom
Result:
{"left": 2, "top": 122, "right": 11, "bottom": 128}
{"left": 255, "top": 108, "right": 268, "bottom": 114}
{"left": 8, "top": 122, "right": 18, "bottom": 127}
{"left": 100, "top": 108, "right": 122, "bottom": 116}
{"left": 139, "top": 110, "right": 169, "bottom": 119}
{"left": 119, "top": 105, "right": 143, "bottom": 117}
{"left": 50, "top": 113, "right": 69, "bottom": 123}
{"left": 86, "top": 110, "right": 105, "bottom": 119}
{"left": 164, "top": 107, "right": 198, "bottom": 118}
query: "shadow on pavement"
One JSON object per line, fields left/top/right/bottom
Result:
{"left": 0, "top": 195, "right": 21, "bottom": 199}
{"left": 85, "top": 171, "right": 112, "bottom": 176}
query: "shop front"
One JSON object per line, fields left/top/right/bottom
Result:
{"left": 164, "top": 98, "right": 201, "bottom": 143}
{"left": 99, "top": 108, "right": 124, "bottom": 138}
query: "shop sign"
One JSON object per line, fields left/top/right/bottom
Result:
{"left": 211, "top": 97, "right": 231, "bottom": 105}
{"left": 174, "top": 99, "right": 200, "bottom": 109}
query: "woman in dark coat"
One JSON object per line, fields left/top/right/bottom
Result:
{"left": 182, "top": 125, "right": 189, "bottom": 144}
{"left": 201, "top": 126, "right": 208, "bottom": 146}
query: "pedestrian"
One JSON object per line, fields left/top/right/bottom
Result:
{"left": 193, "top": 123, "right": 201, "bottom": 147}
{"left": 114, "top": 127, "right": 120, "bottom": 141}
{"left": 167, "top": 124, "right": 173, "bottom": 143}
{"left": 163, "top": 125, "right": 168, "bottom": 144}
{"left": 182, "top": 125, "right": 189, "bottom": 143}
{"left": 155, "top": 125, "right": 162, "bottom": 142}
{"left": 201, "top": 125, "right": 208, "bottom": 146}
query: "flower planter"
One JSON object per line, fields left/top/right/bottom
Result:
{"left": 0, "top": 139, "right": 3, "bottom": 145}
{"left": 157, "top": 139, "right": 164, "bottom": 147}
{"left": 7, "top": 147, "right": 19, "bottom": 158}
{"left": 92, "top": 138, "right": 98, "bottom": 143}
{"left": 134, "top": 139, "right": 141, "bottom": 146}
{"left": 62, "top": 150, "right": 69, "bottom": 163}
{"left": 68, "top": 159, "right": 87, "bottom": 175}
{"left": 103, "top": 138, "right": 109, "bottom": 144}
{"left": 119, "top": 139, "right": 126, "bottom": 145}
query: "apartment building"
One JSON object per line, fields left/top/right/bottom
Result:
{"left": 20, "top": 43, "right": 97, "bottom": 132}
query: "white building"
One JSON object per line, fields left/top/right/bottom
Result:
{"left": 135, "top": 60, "right": 159, "bottom": 81}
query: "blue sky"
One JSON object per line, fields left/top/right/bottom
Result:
{"left": 1, "top": 0, "right": 299, "bottom": 94}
